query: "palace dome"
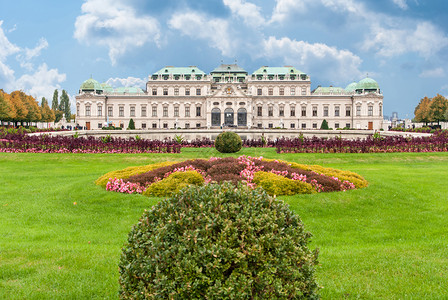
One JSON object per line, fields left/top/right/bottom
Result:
{"left": 80, "top": 78, "right": 102, "bottom": 91}
{"left": 345, "top": 82, "right": 358, "bottom": 92}
{"left": 356, "top": 77, "right": 379, "bottom": 91}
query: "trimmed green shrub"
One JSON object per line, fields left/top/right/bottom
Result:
{"left": 119, "top": 183, "right": 320, "bottom": 299}
{"left": 142, "top": 170, "right": 204, "bottom": 197}
{"left": 320, "top": 119, "right": 329, "bottom": 130}
{"left": 253, "top": 171, "right": 315, "bottom": 195}
{"left": 215, "top": 131, "right": 242, "bottom": 153}
{"left": 127, "top": 118, "right": 135, "bottom": 130}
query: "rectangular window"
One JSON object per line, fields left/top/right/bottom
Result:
{"left": 368, "top": 105, "right": 373, "bottom": 116}
{"left": 291, "top": 87, "right": 295, "bottom": 95}
{"left": 301, "top": 87, "right": 307, "bottom": 95}
{"left": 257, "top": 123, "right": 262, "bottom": 128}
{"left": 301, "top": 106, "right": 306, "bottom": 117}
{"left": 279, "top": 107, "right": 284, "bottom": 117}
{"left": 85, "top": 106, "right": 91, "bottom": 117}
{"left": 196, "top": 106, "right": 201, "bottom": 117}
{"left": 142, "top": 123, "right": 146, "bottom": 129}
{"left": 98, "top": 123, "right": 102, "bottom": 129}
{"left": 268, "top": 123, "right": 273, "bottom": 128}
{"left": 323, "top": 106, "right": 329, "bottom": 117}
{"left": 346, "top": 123, "right": 351, "bottom": 128}
{"left": 185, "top": 123, "right": 190, "bottom": 129}
{"left": 312, "top": 107, "right": 317, "bottom": 117}
{"left": 152, "top": 88, "right": 157, "bottom": 96}
{"left": 301, "top": 123, "right": 306, "bottom": 129}
{"left": 196, "top": 88, "right": 201, "bottom": 96}
{"left": 290, "top": 123, "right": 295, "bottom": 129}
{"left": 313, "top": 123, "right": 317, "bottom": 129}
{"left": 108, "top": 106, "right": 113, "bottom": 117}
{"left": 97, "top": 106, "right": 102, "bottom": 117}
{"left": 163, "top": 106, "right": 168, "bottom": 117}
{"left": 174, "top": 88, "right": 179, "bottom": 95}
{"left": 290, "top": 106, "right": 295, "bottom": 117}
{"left": 119, "top": 106, "right": 124, "bottom": 117}
{"left": 257, "top": 106, "right": 262, "bottom": 117}
{"left": 185, "top": 106, "right": 190, "bottom": 117}
{"left": 346, "top": 107, "right": 351, "bottom": 117}
{"left": 196, "top": 123, "right": 201, "bottom": 128}
{"left": 268, "top": 106, "right": 273, "bottom": 117}
{"left": 141, "top": 106, "right": 147, "bottom": 117}
{"left": 130, "top": 106, "right": 135, "bottom": 117}
{"left": 335, "top": 107, "right": 340, "bottom": 117}
{"left": 268, "top": 88, "right": 273, "bottom": 96}
{"left": 152, "top": 123, "right": 157, "bottom": 129}
{"left": 280, "top": 88, "right": 284, "bottom": 96}
{"left": 163, "top": 123, "right": 168, "bottom": 129}
{"left": 257, "top": 88, "right": 262, "bottom": 96}
{"left": 356, "top": 105, "right": 361, "bottom": 116}
{"left": 335, "top": 123, "right": 340, "bottom": 129}
{"left": 185, "top": 88, "right": 190, "bottom": 96}
{"left": 174, "top": 106, "right": 179, "bottom": 117}
{"left": 152, "top": 106, "right": 157, "bottom": 117}
{"left": 163, "top": 88, "right": 168, "bottom": 96}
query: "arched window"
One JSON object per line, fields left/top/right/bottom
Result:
{"left": 224, "top": 108, "right": 234, "bottom": 126}
{"left": 237, "top": 108, "right": 247, "bottom": 126}
{"left": 211, "top": 108, "right": 221, "bottom": 127}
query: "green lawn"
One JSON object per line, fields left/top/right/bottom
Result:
{"left": 1, "top": 149, "right": 447, "bottom": 299}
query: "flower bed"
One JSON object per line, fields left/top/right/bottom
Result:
{"left": 0, "top": 130, "right": 181, "bottom": 154}
{"left": 98, "top": 156, "right": 367, "bottom": 196}
{"left": 276, "top": 130, "right": 448, "bottom": 153}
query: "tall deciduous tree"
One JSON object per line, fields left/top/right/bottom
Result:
{"left": 10, "top": 91, "right": 29, "bottom": 126}
{"left": 60, "top": 90, "right": 71, "bottom": 122}
{"left": 0, "top": 90, "right": 15, "bottom": 122}
{"left": 414, "top": 96, "right": 432, "bottom": 124}
{"left": 52, "top": 89, "right": 59, "bottom": 111}
{"left": 40, "top": 97, "right": 55, "bottom": 123}
{"left": 429, "top": 94, "right": 448, "bottom": 124}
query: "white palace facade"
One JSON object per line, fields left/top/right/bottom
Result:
{"left": 76, "top": 64, "right": 384, "bottom": 131}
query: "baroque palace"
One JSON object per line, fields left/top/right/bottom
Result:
{"left": 76, "top": 64, "right": 384, "bottom": 130}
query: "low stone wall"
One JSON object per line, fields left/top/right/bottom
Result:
{"left": 33, "top": 129, "right": 432, "bottom": 141}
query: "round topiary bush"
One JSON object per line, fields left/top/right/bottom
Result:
{"left": 215, "top": 131, "right": 242, "bottom": 153}
{"left": 119, "top": 182, "right": 320, "bottom": 299}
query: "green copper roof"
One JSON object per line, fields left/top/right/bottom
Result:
{"left": 252, "top": 66, "right": 305, "bottom": 75}
{"left": 101, "top": 83, "right": 114, "bottom": 93}
{"left": 154, "top": 66, "right": 206, "bottom": 76}
{"left": 80, "top": 78, "right": 102, "bottom": 91}
{"left": 113, "top": 87, "right": 145, "bottom": 95}
{"left": 211, "top": 64, "right": 247, "bottom": 74}
{"left": 356, "top": 77, "right": 379, "bottom": 90}
{"left": 312, "top": 86, "right": 346, "bottom": 94}
{"left": 345, "top": 82, "right": 358, "bottom": 92}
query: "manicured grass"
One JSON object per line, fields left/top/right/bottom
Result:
{"left": 1, "top": 149, "right": 447, "bottom": 298}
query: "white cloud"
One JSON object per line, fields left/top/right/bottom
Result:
{"left": 223, "top": 0, "right": 265, "bottom": 27}
{"left": 392, "top": 0, "right": 408, "bottom": 10}
{"left": 13, "top": 63, "right": 66, "bottom": 100}
{"left": 74, "top": 0, "right": 161, "bottom": 65}
{"left": 363, "top": 21, "right": 448, "bottom": 58}
{"left": 106, "top": 76, "right": 146, "bottom": 88}
{"left": 16, "top": 38, "right": 49, "bottom": 71}
{"left": 419, "top": 67, "right": 445, "bottom": 78}
{"left": 261, "top": 36, "right": 363, "bottom": 83}
{"left": 0, "top": 21, "right": 66, "bottom": 101}
{"left": 270, "top": 0, "right": 310, "bottom": 23}
{"left": 168, "top": 12, "right": 237, "bottom": 57}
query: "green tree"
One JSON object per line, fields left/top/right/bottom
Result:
{"left": 60, "top": 90, "right": 71, "bottom": 122}
{"left": 429, "top": 94, "right": 448, "bottom": 124}
{"left": 128, "top": 118, "right": 135, "bottom": 130}
{"left": 40, "top": 97, "right": 55, "bottom": 123}
{"left": 320, "top": 119, "right": 329, "bottom": 129}
{"left": 51, "top": 89, "right": 59, "bottom": 111}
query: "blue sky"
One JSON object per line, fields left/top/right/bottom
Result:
{"left": 1, "top": 0, "right": 448, "bottom": 119}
